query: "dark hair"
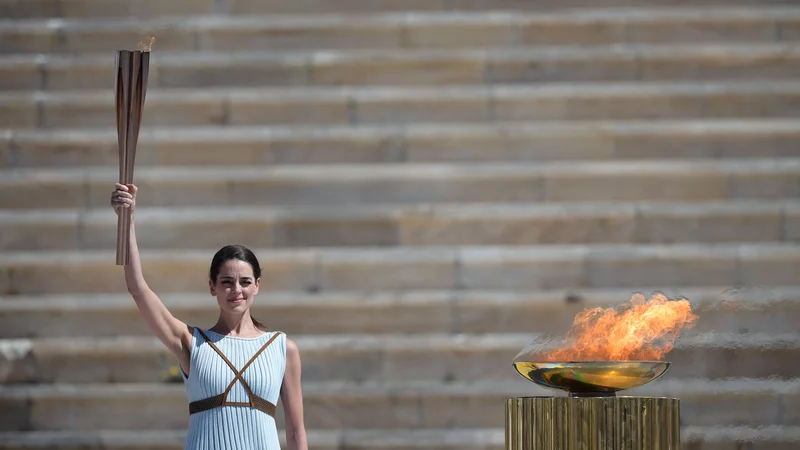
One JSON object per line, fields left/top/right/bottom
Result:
{"left": 209, "top": 244, "right": 266, "bottom": 330}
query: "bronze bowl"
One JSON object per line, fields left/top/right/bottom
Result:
{"left": 513, "top": 361, "right": 671, "bottom": 397}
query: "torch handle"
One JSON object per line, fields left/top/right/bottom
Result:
{"left": 115, "top": 209, "right": 132, "bottom": 265}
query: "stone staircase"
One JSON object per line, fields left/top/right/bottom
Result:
{"left": 2, "top": 1, "right": 800, "bottom": 449}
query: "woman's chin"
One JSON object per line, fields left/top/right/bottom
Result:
{"left": 221, "top": 299, "right": 249, "bottom": 311}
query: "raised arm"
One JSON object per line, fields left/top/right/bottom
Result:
{"left": 112, "top": 183, "right": 194, "bottom": 374}
{"left": 281, "top": 338, "right": 308, "bottom": 450}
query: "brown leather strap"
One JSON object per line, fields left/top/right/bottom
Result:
{"left": 189, "top": 330, "right": 283, "bottom": 417}
{"left": 189, "top": 393, "right": 277, "bottom": 417}
{"left": 196, "top": 329, "right": 239, "bottom": 375}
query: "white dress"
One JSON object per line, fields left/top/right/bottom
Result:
{"left": 181, "top": 328, "right": 287, "bottom": 450}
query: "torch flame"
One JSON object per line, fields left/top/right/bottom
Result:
{"left": 542, "top": 293, "right": 698, "bottom": 361}
{"left": 137, "top": 36, "right": 156, "bottom": 52}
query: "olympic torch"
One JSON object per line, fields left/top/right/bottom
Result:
{"left": 114, "top": 46, "right": 150, "bottom": 265}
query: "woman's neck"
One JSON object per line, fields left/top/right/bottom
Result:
{"left": 210, "top": 313, "right": 262, "bottom": 337}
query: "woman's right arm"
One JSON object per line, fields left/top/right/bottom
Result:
{"left": 112, "top": 183, "right": 193, "bottom": 373}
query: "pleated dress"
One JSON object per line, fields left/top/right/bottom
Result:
{"left": 181, "top": 327, "right": 287, "bottom": 450}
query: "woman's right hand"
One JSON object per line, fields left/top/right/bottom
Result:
{"left": 111, "top": 183, "right": 137, "bottom": 216}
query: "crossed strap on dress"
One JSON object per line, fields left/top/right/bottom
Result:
{"left": 189, "top": 329, "right": 283, "bottom": 417}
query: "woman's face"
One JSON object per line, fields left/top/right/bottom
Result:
{"left": 210, "top": 259, "right": 260, "bottom": 315}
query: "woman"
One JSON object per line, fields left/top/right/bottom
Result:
{"left": 111, "top": 183, "right": 308, "bottom": 450}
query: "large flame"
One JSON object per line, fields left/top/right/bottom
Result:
{"left": 542, "top": 293, "right": 698, "bottom": 361}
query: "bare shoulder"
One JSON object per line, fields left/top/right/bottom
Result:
{"left": 285, "top": 337, "right": 301, "bottom": 359}
{"left": 283, "top": 336, "right": 302, "bottom": 383}
{"left": 181, "top": 325, "right": 195, "bottom": 347}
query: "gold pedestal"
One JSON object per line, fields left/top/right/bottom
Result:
{"left": 505, "top": 396, "right": 680, "bottom": 450}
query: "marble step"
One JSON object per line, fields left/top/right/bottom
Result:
{"left": 2, "top": 333, "right": 798, "bottom": 385}
{"left": 1, "top": 378, "right": 798, "bottom": 431}
{"left": 5, "top": 119, "right": 800, "bottom": 169}
{"left": 1, "top": 243, "right": 799, "bottom": 295}
{"left": 3, "top": 8, "right": 800, "bottom": 54}
{"left": 1, "top": 158, "right": 798, "bottom": 210}
{"left": 1, "top": 287, "right": 798, "bottom": 338}
{"left": 1, "top": 200, "right": 797, "bottom": 251}
{"left": 0, "top": 426, "right": 798, "bottom": 450}
{"left": 4, "top": 43, "right": 800, "bottom": 91}
{"left": 3, "top": 0, "right": 798, "bottom": 19}
{"left": 8, "top": 82, "right": 800, "bottom": 130}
